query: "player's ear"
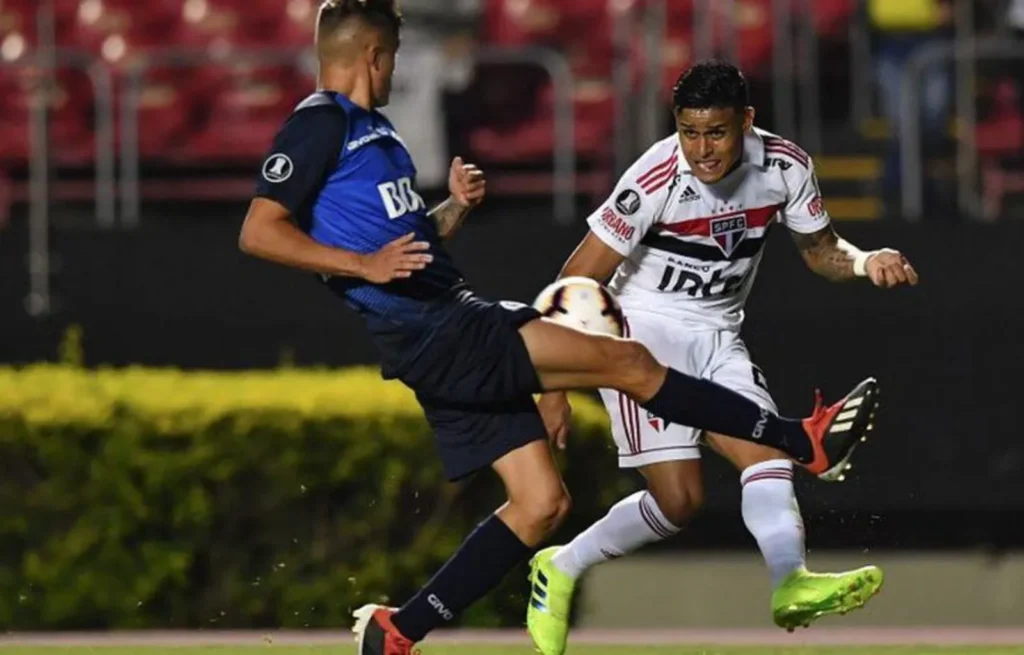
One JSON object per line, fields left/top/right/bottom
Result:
{"left": 369, "top": 44, "right": 383, "bottom": 70}
{"left": 742, "top": 106, "right": 755, "bottom": 132}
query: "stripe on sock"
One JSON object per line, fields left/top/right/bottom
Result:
{"left": 639, "top": 493, "right": 677, "bottom": 539}
{"left": 742, "top": 468, "right": 794, "bottom": 486}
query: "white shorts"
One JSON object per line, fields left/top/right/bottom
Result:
{"left": 599, "top": 314, "right": 777, "bottom": 469}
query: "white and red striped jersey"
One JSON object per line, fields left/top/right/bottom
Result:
{"left": 586, "top": 127, "right": 830, "bottom": 330}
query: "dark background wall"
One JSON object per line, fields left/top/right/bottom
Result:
{"left": 3, "top": 201, "right": 1023, "bottom": 549}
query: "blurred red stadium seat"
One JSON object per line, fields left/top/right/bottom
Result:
{"left": 63, "top": 0, "right": 182, "bottom": 53}
{"left": 555, "top": 0, "right": 614, "bottom": 78}
{"left": 184, "top": 63, "right": 304, "bottom": 161}
{"left": 133, "top": 68, "right": 200, "bottom": 160}
{"left": 474, "top": 0, "right": 619, "bottom": 165}
{"left": 1, "top": 0, "right": 36, "bottom": 60}
{"left": 813, "top": 0, "right": 855, "bottom": 37}
{"left": 976, "top": 79, "right": 1024, "bottom": 219}
{"left": 484, "top": 0, "right": 561, "bottom": 46}
{"left": 51, "top": 0, "right": 311, "bottom": 163}
{"left": 177, "top": 0, "right": 290, "bottom": 48}
{"left": 976, "top": 79, "right": 1023, "bottom": 157}
{"left": 0, "top": 67, "right": 93, "bottom": 166}
{"left": 7, "top": 0, "right": 859, "bottom": 187}
{"left": 0, "top": 67, "right": 31, "bottom": 164}
{"left": 469, "top": 81, "right": 614, "bottom": 163}
{"left": 273, "top": 0, "right": 317, "bottom": 48}
{"left": 732, "top": 0, "right": 773, "bottom": 75}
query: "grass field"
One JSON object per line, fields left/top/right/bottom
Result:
{"left": 0, "top": 647, "right": 1022, "bottom": 655}
{"left": 1, "top": 629, "right": 1021, "bottom": 655}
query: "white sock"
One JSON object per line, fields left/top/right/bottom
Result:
{"left": 740, "top": 459, "right": 806, "bottom": 588}
{"left": 551, "top": 491, "right": 681, "bottom": 579}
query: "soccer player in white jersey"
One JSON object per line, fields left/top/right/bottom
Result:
{"left": 525, "top": 60, "right": 919, "bottom": 655}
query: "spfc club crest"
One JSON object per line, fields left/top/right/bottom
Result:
{"left": 710, "top": 212, "right": 747, "bottom": 257}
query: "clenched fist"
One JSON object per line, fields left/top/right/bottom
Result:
{"left": 865, "top": 249, "right": 919, "bottom": 289}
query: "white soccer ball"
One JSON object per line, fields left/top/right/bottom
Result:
{"left": 533, "top": 277, "right": 625, "bottom": 337}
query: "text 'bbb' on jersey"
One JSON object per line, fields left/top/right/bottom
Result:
{"left": 254, "top": 91, "right": 465, "bottom": 320}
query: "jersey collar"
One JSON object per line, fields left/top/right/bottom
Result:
{"left": 742, "top": 128, "right": 766, "bottom": 167}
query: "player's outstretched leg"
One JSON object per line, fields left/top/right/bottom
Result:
{"left": 353, "top": 440, "right": 568, "bottom": 655}
{"left": 518, "top": 318, "right": 880, "bottom": 481}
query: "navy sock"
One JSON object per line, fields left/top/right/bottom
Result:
{"left": 642, "top": 368, "right": 813, "bottom": 463}
{"left": 391, "top": 514, "right": 531, "bottom": 642}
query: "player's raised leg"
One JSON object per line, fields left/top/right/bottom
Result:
{"left": 518, "top": 317, "right": 879, "bottom": 481}
{"left": 707, "top": 434, "right": 884, "bottom": 631}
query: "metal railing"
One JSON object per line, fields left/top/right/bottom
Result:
{"left": 641, "top": 0, "right": 668, "bottom": 150}
{"left": 629, "top": 0, "right": 824, "bottom": 155}
{"left": 9, "top": 49, "right": 118, "bottom": 230}
{"left": 771, "top": 0, "right": 799, "bottom": 141}
{"left": 848, "top": 6, "right": 874, "bottom": 130}
{"left": 611, "top": 0, "right": 636, "bottom": 176}
{"left": 10, "top": 16, "right": 116, "bottom": 316}
{"left": 795, "top": 0, "right": 823, "bottom": 154}
{"left": 13, "top": 0, "right": 886, "bottom": 295}
{"left": 899, "top": 38, "right": 1024, "bottom": 221}
{"left": 118, "top": 47, "right": 311, "bottom": 228}
{"left": 62, "top": 51, "right": 117, "bottom": 227}
{"left": 9, "top": 2, "right": 116, "bottom": 316}
{"left": 474, "top": 47, "right": 577, "bottom": 225}
{"left": 119, "top": 45, "right": 576, "bottom": 226}
{"left": 694, "top": 0, "right": 740, "bottom": 64}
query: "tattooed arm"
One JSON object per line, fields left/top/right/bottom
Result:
{"left": 429, "top": 197, "right": 472, "bottom": 240}
{"left": 790, "top": 225, "right": 858, "bottom": 281}
{"left": 431, "top": 157, "right": 486, "bottom": 240}
{"left": 791, "top": 225, "right": 920, "bottom": 288}
{"left": 777, "top": 149, "right": 919, "bottom": 288}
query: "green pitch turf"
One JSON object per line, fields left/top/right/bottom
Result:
{"left": 0, "top": 647, "right": 1020, "bottom": 655}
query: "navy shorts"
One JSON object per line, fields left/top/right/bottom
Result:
{"left": 388, "top": 291, "right": 547, "bottom": 481}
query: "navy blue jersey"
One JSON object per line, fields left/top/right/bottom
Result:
{"left": 255, "top": 91, "right": 466, "bottom": 323}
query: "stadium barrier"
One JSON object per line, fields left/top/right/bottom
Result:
{"left": 900, "top": 38, "right": 1024, "bottom": 221}
{"left": 0, "top": 364, "right": 634, "bottom": 630}
{"left": 580, "top": 551, "right": 1024, "bottom": 628}
{"left": 3, "top": 48, "right": 116, "bottom": 316}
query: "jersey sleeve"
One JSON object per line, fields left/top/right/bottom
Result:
{"left": 254, "top": 106, "right": 349, "bottom": 213}
{"left": 585, "top": 148, "right": 677, "bottom": 257}
{"left": 778, "top": 157, "right": 831, "bottom": 234}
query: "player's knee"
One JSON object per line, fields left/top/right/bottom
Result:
{"left": 650, "top": 483, "right": 704, "bottom": 528}
{"left": 520, "top": 485, "right": 572, "bottom": 537}
{"left": 605, "top": 340, "right": 660, "bottom": 394}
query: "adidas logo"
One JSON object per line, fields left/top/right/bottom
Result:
{"left": 530, "top": 570, "right": 549, "bottom": 613}
{"left": 679, "top": 185, "right": 700, "bottom": 203}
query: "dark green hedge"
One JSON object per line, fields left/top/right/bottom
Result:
{"left": 0, "top": 365, "right": 637, "bottom": 630}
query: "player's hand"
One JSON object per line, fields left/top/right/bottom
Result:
{"left": 865, "top": 248, "right": 919, "bottom": 289}
{"left": 537, "top": 391, "right": 572, "bottom": 450}
{"left": 360, "top": 233, "right": 433, "bottom": 283}
{"left": 449, "top": 157, "right": 486, "bottom": 209}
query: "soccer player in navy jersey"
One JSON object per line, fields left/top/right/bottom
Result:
{"left": 238, "top": 2, "right": 880, "bottom": 654}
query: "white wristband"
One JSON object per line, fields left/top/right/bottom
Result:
{"left": 853, "top": 251, "right": 874, "bottom": 277}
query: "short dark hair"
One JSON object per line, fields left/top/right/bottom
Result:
{"left": 672, "top": 60, "right": 748, "bottom": 112}
{"left": 317, "top": 0, "right": 403, "bottom": 43}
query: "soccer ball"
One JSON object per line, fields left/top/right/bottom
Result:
{"left": 533, "top": 277, "right": 625, "bottom": 337}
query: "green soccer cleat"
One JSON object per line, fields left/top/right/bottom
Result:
{"left": 526, "top": 546, "right": 577, "bottom": 655}
{"left": 771, "top": 565, "right": 885, "bottom": 632}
